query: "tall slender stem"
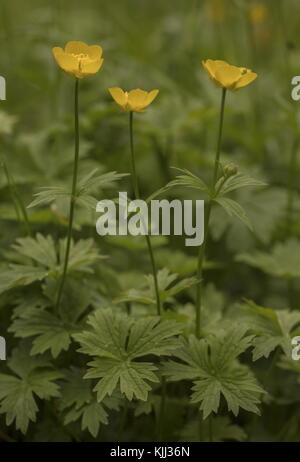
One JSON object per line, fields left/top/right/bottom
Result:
{"left": 212, "top": 88, "right": 227, "bottom": 186}
{"left": 195, "top": 88, "right": 226, "bottom": 338}
{"left": 55, "top": 78, "right": 80, "bottom": 312}
{"left": 129, "top": 111, "right": 161, "bottom": 316}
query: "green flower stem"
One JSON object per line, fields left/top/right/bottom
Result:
{"left": 2, "top": 159, "right": 31, "bottom": 236}
{"left": 129, "top": 111, "right": 161, "bottom": 316}
{"left": 55, "top": 78, "right": 80, "bottom": 312}
{"left": 195, "top": 88, "right": 227, "bottom": 338}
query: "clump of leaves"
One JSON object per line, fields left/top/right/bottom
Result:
{"left": 74, "top": 308, "right": 183, "bottom": 402}
{"left": 163, "top": 328, "right": 265, "bottom": 418}
{"left": 0, "top": 344, "right": 62, "bottom": 433}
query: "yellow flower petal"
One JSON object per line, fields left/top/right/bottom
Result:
{"left": 52, "top": 47, "right": 79, "bottom": 75}
{"left": 81, "top": 58, "right": 104, "bottom": 77}
{"left": 128, "top": 89, "right": 149, "bottom": 111}
{"left": 109, "top": 88, "right": 159, "bottom": 112}
{"left": 87, "top": 45, "right": 103, "bottom": 60}
{"left": 214, "top": 64, "right": 241, "bottom": 89}
{"left": 108, "top": 87, "right": 128, "bottom": 109}
{"left": 203, "top": 59, "right": 257, "bottom": 91}
{"left": 203, "top": 59, "right": 227, "bottom": 79}
{"left": 145, "top": 89, "right": 159, "bottom": 106}
{"left": 65, "top": 41, "right": 90, "bottom": 55}
{"left": 234, "top": 72, "right": 258, "bottom": 90}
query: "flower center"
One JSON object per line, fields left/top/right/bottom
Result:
{"left": 71, "top": 53, "right": 89, "bottom": 60}
{"left": 71, "top": 53, "right": 91, "bottom": 70}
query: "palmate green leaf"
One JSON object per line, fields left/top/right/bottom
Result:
{"left": 168, "top": 168, "right": 209, "bottom": 192}
{"left": 0, "top": 234, "right": 103, "bottom": 295}
{"left": 11, "top": 293, "right": 50, "bottom": 319}
{"left": 116, "top": 268, "right": 198, "bottom": 306}
{"left": 87, "top": 359, "right": 159, "bottom": 402}
{"left": 236, "top": 239, "right": 300, "bottom": 279}
{"left": 27, "top": 186, "right": 69, "bottom": 208}
{"left": 9, "top": 279, "right": 91, "bottom": 358}
{"left": 77, "top": 169, "right": 128, "bottom": 196}
{"left": 216, "top": 173, "right": 267, "bottom": 196}
{"left": 28, "top": 169, "right": 127, "bottom": 209}
{"left": 75, "top": 194, "right": 99, "bottom": 210}
{"left": 74, "top": 308, "right": 182, "bottom": 402}
{"left": 179, "top": 415, "right": 246, "bottom": 442}
{"left": 59, "top": 367, "right": 121, "bottom": 437}
{"left": 146, "top": 167, "right": 209, "bottom": 202}
{"left": 214, "top": 197, "right": 253, "bottom": 230}
{"left": 209, "top": 188, "right": 287, "bottom": 252}
{"left": 240, "top": 300, "right": 300, "bottom": 360}
{"left": 0, "top": 344, "right": 62, "bottom": 433}
{"left": 65, "top": 402, "right": 108, "bottom": 438}
{"left": 0, "top": 264, "right": 49, "bottom": 293}
{"left": 163, "top": 329, "right": 264, "bottom": 419}
{"left": 13, "top": 233, "right": 57, "bottom": 268}
{"left": 59, "top": 238, "right": 104, "bottom": 274}
{"left": 9, "top": 310, "right": 72, "bottom": 358}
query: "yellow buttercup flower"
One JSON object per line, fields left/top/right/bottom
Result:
{"left": 108, "top": 88, "right": 159, "bottom": 113}
{"left": 202, "top": 59, "right": 257, "bottom": 91}
{"left": 52, "top": 41, "right": 103, "bottom": 79}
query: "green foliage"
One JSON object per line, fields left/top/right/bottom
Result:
{"left": 115, "top": 268, "right": 198, "bottom": 306}
{"left": 0, "top": 234, "right": 102, "bottom": 294}
{"left": 214, "top": 196, "right": 253, "bottom": 230}
{"left": 215, "top": 173, "right": 266, "bottom": 196}
{"left": 59, "top": 367, "right": 121, "bottom": 437}
{"left": 237, "top": 239, "right": 300, "bottom": 279}
{"left": 28, "top": 170, "right": 127, "bottom": 209}
{"left": 163, "top": 329, "right": 264, "bottom": 418}
{"left": 74, "top": 308, "right": 183, "bottom": 402}
{"left": 179, "top": 416, "right": 246, "bottom": 442}
{"left": 0, "top": 345, "right": 62, "bottom": 433}
{"left": 240, "top": 300, "right": 300, "bottom": 360}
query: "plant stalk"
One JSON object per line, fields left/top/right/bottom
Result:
{"left": 55, "top": 78, "right": 80, "bottom": 312}
{"left": 195, "top": 88, "right": 227, "bottom": 338}
{"left": 129, "top": 111, "right": 161, "bottom": 316}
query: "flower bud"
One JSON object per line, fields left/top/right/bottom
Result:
{"left": 224, "top": 163, "right": 238, "bottom": 177}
